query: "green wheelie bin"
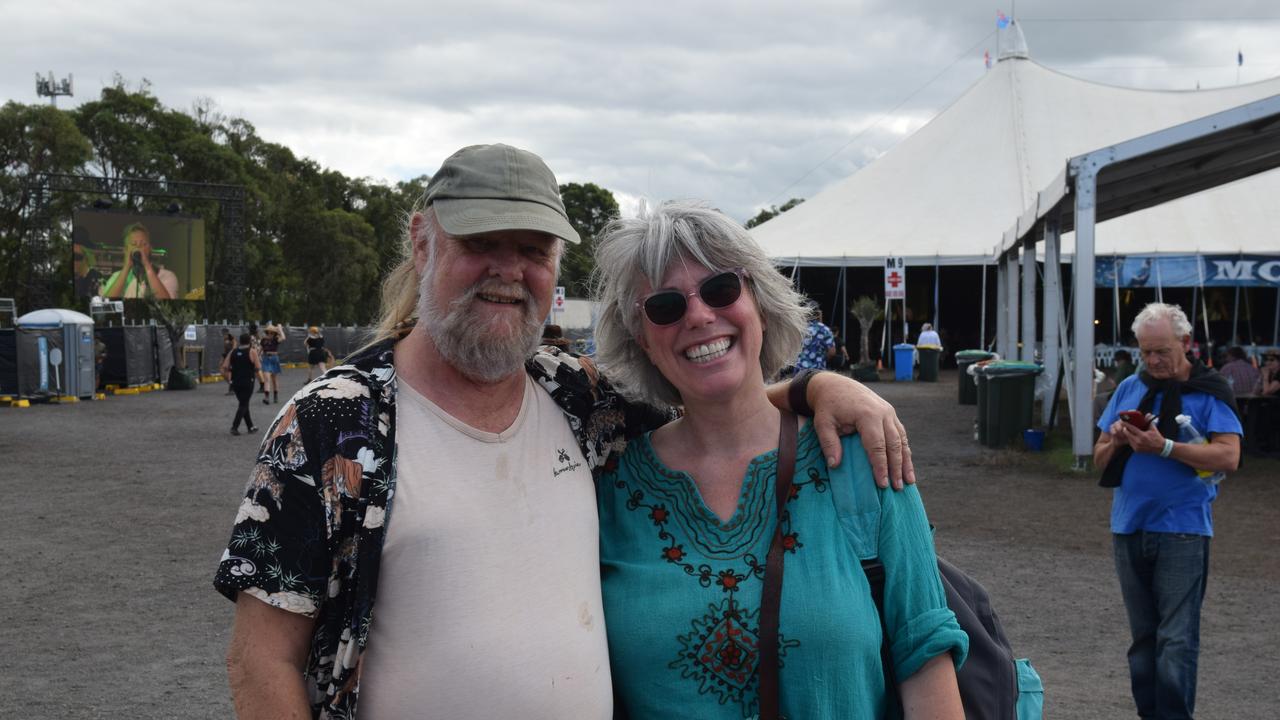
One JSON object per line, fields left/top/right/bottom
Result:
{"left": 975, "top": 361, "right": 1042, "bottom": 448}
{"left": 955, "top": 350, "right": 994, "bottom": 405}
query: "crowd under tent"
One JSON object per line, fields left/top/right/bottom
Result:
{"left": 750, "top": 21, "right": 1280, "bottom": 357}
{"left": 998, "top": 92, "right": 1280, "bottom": 462}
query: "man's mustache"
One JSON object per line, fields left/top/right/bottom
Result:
{"left": 449, "top": 279, "right": 537, "bottom": 314}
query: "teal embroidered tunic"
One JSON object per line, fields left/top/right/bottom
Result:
{"left": 598, "top": 423, "right": 968, "bottom": 719}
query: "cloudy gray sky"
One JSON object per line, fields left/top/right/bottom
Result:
{"left": 6, "top": 0, "right": 1278, "bottom": 222}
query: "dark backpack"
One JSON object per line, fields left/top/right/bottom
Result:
{"left": 826, "top": 443, "right": 1042, "bottom": 719}
{"left": 862, "top": 554, "right": 1043, "bottom": 720}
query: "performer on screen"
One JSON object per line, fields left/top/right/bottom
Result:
{"left": 101, "top": 223, "right": 178, "bottom": 300}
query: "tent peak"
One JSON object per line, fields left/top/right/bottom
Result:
{"left": 997, "top": 19, "right": 1029, "bottom": 61}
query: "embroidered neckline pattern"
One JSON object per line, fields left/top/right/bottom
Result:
{"left": 613, "top": 423, "right": 830, "bottom": 715}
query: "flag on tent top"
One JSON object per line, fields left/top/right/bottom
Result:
{"left": 984, "top": 50, "right": 992, "bottom": 69}
{"left": 996, "top": 11, "right": 1010, "bottom": 29}
{"left": 1238, "top": 49, "right": 1244, "bottom": 66}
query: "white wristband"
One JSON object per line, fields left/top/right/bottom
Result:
{"left": 1159, "top": 438, "right": 1175, "bottom": 458}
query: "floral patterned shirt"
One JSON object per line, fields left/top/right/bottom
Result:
{"left": 796, "top": 320, "right": 835, "bottom": 370}
{"left": 213, "top": 338, "right": 666, "bottom": 718}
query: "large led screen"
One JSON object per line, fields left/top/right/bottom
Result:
{"left": 72, "top": 210, "right": 206, "bottom": 300}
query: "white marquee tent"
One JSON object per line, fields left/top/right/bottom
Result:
{"left": 750, "top": 24, "right": 1280, "bottom": 267}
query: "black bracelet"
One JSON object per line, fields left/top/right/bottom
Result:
{"left": 789, "top": 369, "right": 819, "bottom": 418}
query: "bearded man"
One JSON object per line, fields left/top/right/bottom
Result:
{"left": 215, "top": 144, "right": 916, "bottom": 719}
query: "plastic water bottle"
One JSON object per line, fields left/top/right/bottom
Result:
{"left": 1174, "top": 414, "right": 1225, "bottom": 485}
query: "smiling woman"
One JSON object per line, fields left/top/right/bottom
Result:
{"left": 592, "top": 202, "right": 807, "bottom": 408}
{"left": 589, "top": 200, "right": 967, "bottom": 720}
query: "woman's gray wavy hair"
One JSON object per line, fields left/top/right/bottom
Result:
{"left": 591, "top": 199, "right": 808, "bottom": 408}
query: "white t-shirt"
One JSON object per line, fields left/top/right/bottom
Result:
{"left": 358, "top": 375, "right": 612, "bottom": 719}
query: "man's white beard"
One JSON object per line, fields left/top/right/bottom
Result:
{"left": 418, "top": 278, "right": 545, "bottom": 384}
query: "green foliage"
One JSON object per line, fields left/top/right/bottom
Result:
{"left": 744, "top": 197, "right": 804, "bottom": 229}
{"left": 0, "top": 101, "right": 93, "bottom": 311}
{"left": 0, "top": 79, "right": 608, "bottom": 324}
{"left": 558, "top": 182, "right": 620, "bottom": 296}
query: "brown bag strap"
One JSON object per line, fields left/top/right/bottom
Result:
{"left": 758, "top": 409, "right": 797, "bottom": 720}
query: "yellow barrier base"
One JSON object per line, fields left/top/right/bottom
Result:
{"left": 94, "top": 393, "right": 107, "bottom": 401}
{"left": 54, "top": 395, "right": 80, "bottom": 403}
{"left": 113, "top": 387, "right": 141, "bottom": 395}
{"left": 10, "top": 399, "right": 30, "bottom": 408}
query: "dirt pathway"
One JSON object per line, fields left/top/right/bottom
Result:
{"left": 1, "top": 368, "right": 1275, "bottom": 717}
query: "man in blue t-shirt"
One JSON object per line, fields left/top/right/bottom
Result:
{"left": 1093, "top": 302, "right": 1241, "bottom": 720}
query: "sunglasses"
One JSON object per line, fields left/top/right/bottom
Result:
{"left": 636, "top": 269, "right": 749, "bottom": 326}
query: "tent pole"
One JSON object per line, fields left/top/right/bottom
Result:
{"left": 1273, "top": 287, "right": 1279, "bottom": 346}
{"left": 996, "top": 259, "right": 1007, "bottom": 356}
{"left": 1042, "top": 215, "right": 1062, "bottom": 427}
{"left": 1197, "top": 254, "right": 1212, "bottom": 356}
{"left": 1072, "top": 164, "right": 1099, "bottom": 465}
{"left": 840, "top": 262, "right": 848, "bottom": 362}
{"left": 933, "top": 257, "right": 940, "bottom": 329}
{"left": 829, "top": 265, "right": 844, "bottom": 332}
{"left": 880, "top": 297, "right": 890, "bottom": 365}
{"left": 1007, "top": 251, "right": 1019, "bottom": 359}
{"left": 1232, "top": 286, "right": 1241, "bottom": 346}
{"left": 981, "top": 263, "right": 989, "bottom": 350}
{"left": 1021, "top": 236, "right": 1036, "bottom": 362}
{"left": 902, "top": 295, "right": 907, "bottom": 345}
{"left": 1112, "top": 253, "right": 1121, "bottom": 346}
{"left": 901, "top": 260, "right": 908, "bottom": 344}
{"left": 1245, "top": 285, "right": 1254, "bottom": 351}
{"left": 1155, "top": 256, "right": 1164, "bottom": 304}
{"left": 1191, "top": 284, "right": 1199, "bottom": 342}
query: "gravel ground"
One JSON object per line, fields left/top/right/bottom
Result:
{"left": 1, "top": 367, "right": 1276, "bottom": 718}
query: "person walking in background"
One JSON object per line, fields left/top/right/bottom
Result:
{"left": 259, "top": 324, "right": 286, "bottom": 404}
{"left": 220, "top": 333, "right": 262, "bottom": 436}
{"left": 1093, "top": 302, "right": 1241, "bottom": 720}
{"left": 304, "top": 326, "right": 326, "bottom": 381}
{"left": 795, "top": 307, "right": 836, "bottom": 371}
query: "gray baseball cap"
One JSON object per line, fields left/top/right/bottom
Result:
{"left": 424, "top": 143, "right": 581, "bottom": 244}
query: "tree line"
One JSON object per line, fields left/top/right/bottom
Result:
{"left": 0, "top": 77, "right": 618, "bottom": 324}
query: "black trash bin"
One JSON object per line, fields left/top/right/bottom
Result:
{"left": 975, "top": 361, "right": 1042, "bottom": 448}
{"left": 955, "top": 350, "right": 994, "bottom": 405}
{"left": 918, "top": 347, "right": 942, "bottom": 382}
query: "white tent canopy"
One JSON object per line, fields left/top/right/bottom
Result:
{"left": 751, "top": 25, "right": 1280, "bottom": 266}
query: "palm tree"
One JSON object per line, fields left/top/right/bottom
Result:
{"left": 849, "top": 296, "right": 882, "bottom": 366}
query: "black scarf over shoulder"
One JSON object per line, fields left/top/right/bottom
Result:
{"left": 1099, "top": 357, "right": 1238, "bottom": 488}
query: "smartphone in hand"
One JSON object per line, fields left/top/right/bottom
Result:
{"left": 1118, "top": 410, "right": 1150, "bottom": 430}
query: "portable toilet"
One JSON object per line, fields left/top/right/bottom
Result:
{"left": 15, "top": 309, "right": 96, "bottom": 399}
